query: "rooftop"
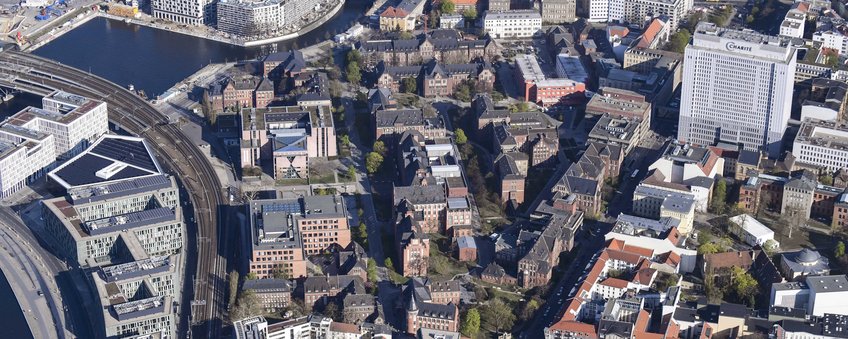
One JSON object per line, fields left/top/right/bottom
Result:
{"left": 796, "top": 118, "right": 848, "bottom": 152}
{"left": 49, "top": 135, "right": 163, "bottom": 190}
{"left": 806, "top": 275, "right": 848, "bottom": 293}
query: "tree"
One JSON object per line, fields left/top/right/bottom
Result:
{"left": 246, "top": 272, "right": 258, "bottom": 280}
{"left": 461, "top": 308, "right": 481, "bottom": 337}
{"left": 698, "top": 242, "right": 722, "bottom": 255}
{"left": 454, "top": 81, "right": 472, "bottom": 101}
{"left": 346, "top": 62, "right": 361, "bottom": 85}
{"left": 384, "top": 257, "right": 394, "bottom": 270}
{"left": 481, "top": 299, "right": 516, "bottom": 332}
{"left": 462, "top": 8, "right": 477, "bottom": 20}
{"left": 821, "top": 174, "right": 834, "bottom": 186}
{"left": 340, "top": 134, "right": 350, "bottom": 147}
{"left": 836, "top": 241, "right": 846, "bottom": 258}
{"left": 229, "top": 289, "right": 262, "bottom": 322}
{"left": 520, "top": 299, "right": 541, "bottom": 322}
{"left": 401, "top": 77, "right": 417, "bottom": 94}
{"left": 665, "top": 30, "right": 691, "bottom": 53}
{"left": 272, "top": 266, "right": 290, "bottom": 280}
{"left": 346, "top": 50, "right": 362, "bottom": 65}
{"left": 366, "top": 152, "right": 384, "bottom": 174}
{"left": 347, "top": 166, "right": 357, "bottom": 181}
{"left": 508, "top": 101, "right": 531, "bottom": 113}
{"left": 324, "top": 302, "right": 342, "bottom": 321}
{"left": 440, "top": 0, "right": 455, "bottom": 14}
{"left": 732, "top": 266, "right": 758, "bottom": 306}
{"left": 367, "top": 258, "right": 378, "bottom": 283}
{"left": 357, "top": 221, "right": 368, "bottom": 246}
{"left": 373, "top": 141, "right": 387, "bottom": 156}
{"left": 228, "top": 270, "right": 239, "bottom": 308}
{"left": 745, "top": 14, "right": 754, "bottom": 24}
{"left": 711, "top": 178, "right": 728, "bottom": 214}
{"left": 455, "top": 128, "right": 468, "bottom": 145}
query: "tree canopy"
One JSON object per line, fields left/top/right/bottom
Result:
{"left": 366, "top": 152, "right": 384, "bottom": 174}
{"left": 461, "top": 308, "right": 481, "bottom": 337}
{"left": 455, "top": 128, "right": 468, "bottom": 145}
{"left": 440, "top": 0, "right": 455, "bottom": 14}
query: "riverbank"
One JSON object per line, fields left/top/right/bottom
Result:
{"left": 24, "top": 0, "right": 345, "bottom": 51}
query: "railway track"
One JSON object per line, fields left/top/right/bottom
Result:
{"left": 0, "top": 51, "right": 227, "bottom": 339}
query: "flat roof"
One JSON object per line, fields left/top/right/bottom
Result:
{"left": 728, "top": 214, "right": 774, "bottom": 239}
{"left": 49, "top": 135, "right": 163, "bottom": 190}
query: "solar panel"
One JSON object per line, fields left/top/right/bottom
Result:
{"left": 91, "top": 138, "right": 157, "bottom": 172}
{"left": 262, "top": 202, "right": 300, "bottom": 214}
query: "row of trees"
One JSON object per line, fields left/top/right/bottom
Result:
{"left": 346, "top": 50, "right": 362, "bottom": 85}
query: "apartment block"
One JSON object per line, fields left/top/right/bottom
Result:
{"left": 216, "top": 0, "right": 285, "bottom": 37}
{"left": 483, "top": 10, "right": 542, "bottom": 39}
{"left": 358, "top": 30, "right": 500, "bottom": 67}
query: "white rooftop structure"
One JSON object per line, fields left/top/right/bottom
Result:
{"left": 728, "top": 214, "right": 777, "bottom": 248}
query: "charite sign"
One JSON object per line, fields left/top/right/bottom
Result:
{"left": 726, "top": 42, "right": 752, "bottom": 52}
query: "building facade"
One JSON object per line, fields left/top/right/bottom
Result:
{"left": 678, "top": 23, "right": 797, "bottom": 157}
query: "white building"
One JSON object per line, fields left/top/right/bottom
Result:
{"left": 780, "top": 9, "right": 806, "bottom": 39}
{"left": 793, "top": 118, "right": 848, "bottom": 171}
{"left": 439, "top": 14, "right": 464, "bottom": 29}
{"left": 813, "top": 28, "right": 848, "bottom": 56}
{"left": 728, "top": 214, "right": 777, "bottom": 248}
{"left": 0, "top": 126, "right": 55, "bottom": 198}
{"left": 235, "top": 316, "right": 269, "bottom": 339}
{"left": 649, "top": 142, "right": 724, "bottom": 183}
{"left": 483, "top": 10, "right": 542, "bottom": 39}
{"left": 216, "top": 0, "right": 285, "bottom": 37}
{"left": 678, "top": 23, "right": 797, "bottom": 157}
{"left": 589, "top": 0, "right": 691, "bottom": 30}
{"left": 0, "top": 91, "right": 108, "bottom": 198}
{"left": 152, "top": 0, "right": 209, "bottom": 25}
{"left": 772, "top": 276, "right": 848, "bottom": 317}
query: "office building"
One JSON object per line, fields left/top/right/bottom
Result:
{"left": 0, "top": 91, "right": 109, "bottom": 198}
{"left": 216, "top": 0, "right": 285, "bottom": 37}
{"left": 780, "top": 9, "right": 805, "bottom": 38}
{"left": 483, "top": 10, "right": 542, "bottom": 39}
{"left": 800, "top": 79, "right": 848, "bottom": 122}
{"left": 152, "top": 0, "right": 208, "bottom": 25}
{"left": 91, "top": 256, "right": 181, "bottom": 338}
{"left": 247, "top": 196, "right": 351, "bottom": 279}
{"left": 794, "top": 118, "right": 848, "bottom": 171}
{"left": 678, "top": 23, "right": 797, "bottom": 157}
{"left": 514, "top": 54, "right": 585, "bottom": 107}
{"left": 772, "top": 275, "right": 848, "bottom": 317}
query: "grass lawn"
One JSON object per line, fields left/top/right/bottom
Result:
{"left": 276, "top": 178, "right": 309, "bottom": 186}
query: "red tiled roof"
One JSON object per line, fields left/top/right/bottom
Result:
{"left": 548, "top": 320, "right": 598, "bottom": 337}
{"left": 636, "top": 19, "right": 663, "bottom": 49}
{"left": 600, "top": 277, "right": 629, "bottom": 289}
{"left": 632, "top": 310, "right": 665, "bottom": 339}
{"left": 606, "top": 239, "right": 625, "bottom": 251}
{"left": 623, "top": 244, "right": 654, "bottom": 258}
{"left": 665, "top": 227, "right": 681, "bottom": 246}
{"left": 380, "top": 6, "right": 408, "bottom": 17}
{"left": 607, "top": 249, "right": 643, "bottom": 265}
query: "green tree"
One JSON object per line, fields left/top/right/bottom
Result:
{"left": 366, "top": 152, "right": 384, "bottom": 174}
{"left": 347, "top": 166, "right": 357, "bottom": 181}
{"left": 481, "top": 299, "right": 516, "bottom": 332}
{"left": 509, "top": 101, "right": 531, "bottom": 113}
{"left": 461, "top": 308, "right": 481, "bottom": 337}
{"left": 836, "top": 241, "right": 846, "bottom": 258}
{"left": 246, "top": 272, "right": 258, "bottom": 280}
{"left": 384, "top": 257, "right": 394, "bottom": 270}
{"left": 228, "top": 270, "right": 239, "bottom": 308}
{"left": 440, "top": 0, "right": 455, "bottom": 14}
{"left": 732, "top": 266, "right": 758, "bottom": 306}
{"left": 711, "top": 178, "right": 728, "bottom": 214}
{"left": 698, "top": 242, "right": 722, "bottom": 255}
{"left": 357, "top": 221, "right": 368, "bottom": 246}
{"left": 462, "top": 7, "right": 477, "bottom": 20}
{"left": 745, "top": 14, "right": 754, "bottom": 24}
{"left": 821, "top": 174, "right": 834, "bottom": 186}
{"left": 272, "top": 266, "right": 290, "bottom": 280}
{"left": 399, "top": 31, "right": 414, "bottom": 39}
{"left": 340, "top": 134, "right": 350, "bottom": 147}
{"left": 346, "top": 62, "right": 361, "bottom": 85}
{"left": 401, "top": 77, "right": 417, "bottom": 94}
{"left": 373, "top": 141, "right": 387, "bottom": 156}
{"left": 455, "top": 128, "right": 468, "bottom": 145}
{"left": 346, "top": 50, "right": 362, "bottom": 65}
{"left": 665, "top": 30, "right": 691, "bottom": 53}
{"left": 454, "top": 81, "right": 472, "bottom": 101}
{"left": 367, "top": 258, "right": 378, "bottom": 283}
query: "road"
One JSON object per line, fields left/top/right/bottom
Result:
{"left": 0, "top": 51, "right": 226, "bottom": 339}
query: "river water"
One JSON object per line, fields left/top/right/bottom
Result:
{"left": 0, "top": 0, "right": 368, "bottom": 336}
{"left": 33, "top": 0, "right": 368, "bottom": 96}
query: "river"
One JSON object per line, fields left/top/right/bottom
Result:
{"left": 32, "top": 0, "right": 368, "bottom": 96}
